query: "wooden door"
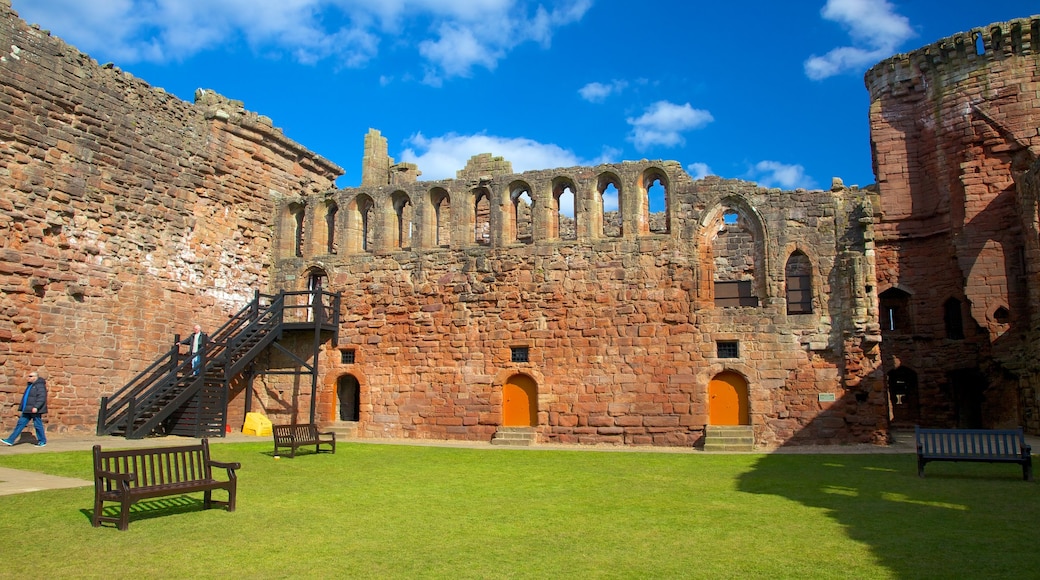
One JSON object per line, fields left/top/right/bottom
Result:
{"left": 709, "top": 372, "right": 748, "bottom": 425}
{"left": 503, "top": 375, "right": 537, "bottom": 427}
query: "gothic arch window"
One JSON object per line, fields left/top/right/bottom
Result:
{"left": 552, "top": 177, "right": 577, "bottom": 241}
{"left": 391, "top": 191, "right": 413, "bottom": 250}
{"left": 429, "top": 188, "right": 451, "bottom": 247}
{"left": 510, "top": 181, "right": 534, "bottom": 244}
{"left": 785, "top": 251, "right": 813, "bottom": 315}
{"left": 879, "top": 287, "right": 912, "bottom": 332}
{"left": 325, "top": 202, "right": 338, "bottom": 254}
{"left": 642, "top": 168, "right": 669, "bottom": 234}
{"left": 599, "top": 173, "right": 621, "bottom": 238}
{"left": 474, "top": 188, "right": 491, "bottom": 245}
{"left": 711, "top": 206, "right": 763, "bottom": 308}
{"left": 944, "top": 297, "right": 964, "bottom": 339}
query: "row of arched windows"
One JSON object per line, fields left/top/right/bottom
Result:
{"left": 284, "top": 167, "right": 674, "bottom": 257}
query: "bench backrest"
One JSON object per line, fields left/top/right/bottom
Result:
{"left": 93, "top": 440, "right": 213, "bottom": 490}
{"left": 915, "top": 427, "right": 1026, "bottom": 457}
{"left": 273, "top": 424, "right": 317, "bottom": 442}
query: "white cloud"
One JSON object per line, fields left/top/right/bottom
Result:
{"left": 399, "top": 132, "right": 616, "bottom": 181}
{"left": 687, "top": 162, "right": 713, "bottom": 180}
{"left": 626, "top": 101, "right": 713, "bottom": 151}
{"left": 13, "top": 0, "right": 590, "bottom": 81}
{"left": 804, "top": 0, "right": 915, "bottom": 80}
{"left": 748, "top": 161, "right": 817, "bottom": 190}
{"left": 578, "top": 80, "right": 628, "bottom": 103}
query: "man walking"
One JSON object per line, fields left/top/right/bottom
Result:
{"left": 2, "top": 370, "right": 48, "bottom": 447}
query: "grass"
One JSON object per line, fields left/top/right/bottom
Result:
{"left": 0, "top": 442, "right": 1037, "bottom": 579}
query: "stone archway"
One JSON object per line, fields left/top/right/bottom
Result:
{"left": 708, "top": 371, "right": 749, "bottom": 425}
{"left": 337, "top": 374, "right": 360, "bottom": 422}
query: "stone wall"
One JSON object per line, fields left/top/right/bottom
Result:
{"left": 272, "top": 143, "right": 887, "bottom": 447}
{"left": 866, "top": 15, "right": 1040, "bottom": 429}
{"left": 0, "top": 3, "right": 341, "bottom": 433}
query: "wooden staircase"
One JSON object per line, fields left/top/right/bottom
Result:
{"left": 702, "top": 425, "right": 755, "bottom": 452}
{"left": 491, "top": 426, "right": 537, "bottom": 446}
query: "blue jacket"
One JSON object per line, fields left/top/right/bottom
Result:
{"left": 20, "top": 378, "right": 47, "bottom": 414}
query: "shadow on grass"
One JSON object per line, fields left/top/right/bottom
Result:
{"left": 80, "top": 495, "right": 212, "bottom": 529}
{"left": 737, "top": 451, "right": 1037, "bottom": 578}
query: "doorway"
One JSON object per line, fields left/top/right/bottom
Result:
{"left": 502, "top": 374, "right": 537, "bottom": 427}
{"left": 337, "top": 374, "right": 360, "bottom": 422}
{"left": 709, "top": 371, "right": 749, "bottom": 425}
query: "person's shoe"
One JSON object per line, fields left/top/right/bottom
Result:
{"left": 0, "top": 438, "right": 12, "bottom": 446}
{"left": 36, "top": 441, "right": 46, "bottom": 447}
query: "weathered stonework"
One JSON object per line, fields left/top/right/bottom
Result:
{"left": 0, "top": 3, "right": 339, "bottom": 433}
{"left": 1, "top": 1, "right": 1037, "bottom": 448}
{"left": 865, "top": 15, "right": 1040, "bottom": 432}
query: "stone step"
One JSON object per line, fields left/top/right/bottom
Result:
{"left": 703, "top": 425, "right": 755, "bottom": 452}
{"left": 491, "top": 427, "right": 536, "bottom": 446}
{"left": 324, "top": 421, "right": 359, "bottom": 438}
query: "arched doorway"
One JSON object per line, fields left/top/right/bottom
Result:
{"left": 887, "top": 367, "right": 920, "bottom": 425}
{"left": 337, "top": 374, "right": 360, "bottom": 422}
{"left": 502, "top": 374, "right": 537, "bottom": 427}
{"left": 708, "top": 371, "right": 749, "bottom": 425}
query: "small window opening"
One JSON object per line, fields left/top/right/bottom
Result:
{"left": 511, "top": 347, "right": 530, "bottom": 363}
{"left": 723, "top": 210, "right": 738, "bottom": 225}
{"left": 993, "top": 306, "right": 1010, "bottom": 324}
{"left": 717, "top": 341, "right": 739, "bottom": 359}
{"left": 944, "top": 298, "right": 964, "bottom": 340}
{"left": 340, "top": 349, "right": 356, "bottom": 364}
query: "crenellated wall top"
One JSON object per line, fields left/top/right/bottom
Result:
{"left": 864, "top": 14, "right": 1040, "bottom": 98}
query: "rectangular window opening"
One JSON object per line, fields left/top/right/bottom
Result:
{"left": 340, "top": 349, "right": 356, "bottom": 364}
{"left": 511, "top": 347, "right": 530, "bottom": 363}
{"left": 717, "top": 341, "right": 739, "bottom": 359}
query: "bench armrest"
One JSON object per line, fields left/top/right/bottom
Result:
{"left": 95, "top": 469, "right": 136, "bottom": 484}
{"left": 319, "top": 431, "right": 336, "bottom": 438}
{"left": 208, "top": 460, "right": 241, "bottom": 472}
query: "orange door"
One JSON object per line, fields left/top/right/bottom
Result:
{"left": 503, "top": 375, "right": 537, "bottom": 427}
{"left": 709, "top": 372, "right": 748, "bottom": 425}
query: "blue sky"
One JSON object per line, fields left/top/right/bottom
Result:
{"left": 11, "top": 0, "right": 1038, "bottom": 196}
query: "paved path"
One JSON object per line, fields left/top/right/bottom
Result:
{"left": 0, "top": 431, "right": 1035, "bottom": 496}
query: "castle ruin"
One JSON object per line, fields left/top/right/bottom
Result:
{"left": 1, "top": 0, "right": 1038, "bottom": 448}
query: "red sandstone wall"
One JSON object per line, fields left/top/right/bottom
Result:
{"left": 272, "top": 169, "right": 887, "bottom": 447}
{"left": 0, "top": 4, "right": 340, "bottom": 433}
{"left": 866, "top": 15, "right": 1040, "bottom": 429}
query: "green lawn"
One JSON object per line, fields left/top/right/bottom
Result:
{"left": 0, "top": 442, "right": 1035, "bottom": 579}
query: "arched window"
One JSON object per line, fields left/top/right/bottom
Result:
{"left": 346, "top": 194, "right": 375, "bottom": 253}
{"left": 785, "top": 251, "right": 813, "bottom": 314}
{"left": 643, "top": 169, "right": 669, "bottom": 234}
{"left": 599, "top": 174, "right": 621, "bottom": 238}
{"left": 289, "top": 202, "right": 306, "bottom": 257}
{"left": 879, "top": 288, "right": 911, "bottom": 332}
{"left": 392, "top": 191, "right": 413, "bottom": 249}
{"left": 430, "top": 188, "right": 451, "bottom": 247}
{"left": 943, "top": 297, "right": 964, "bottom": 339}
{"left": 552, "top": 178, "right": 577, "bottom": 241}
{"left": 712, "top": 208, "right": 760, "bottom": 308}
{"left": 474, "top": 188, "right": 491, "bottom": 245}
{"left": 510, "top": 182, "right": 534, "bottom": 244}
{"left": 325, "top": 202, "right": 338, "bottom": 254}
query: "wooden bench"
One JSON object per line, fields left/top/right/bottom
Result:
{"left": 272, "top": 423, "right": 336, "bottom": 458}
{"left": 915, "top": 426, "right": 1033, "bottom": 481}
{"left": 92, "top": 439, "right": 240, "bottom": 530}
